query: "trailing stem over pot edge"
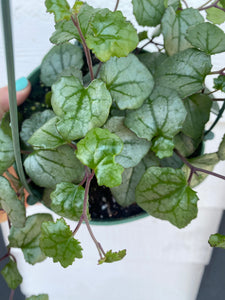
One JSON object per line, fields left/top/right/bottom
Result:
{"left": 1, "top": 0, "right": 225, "bottom": 297}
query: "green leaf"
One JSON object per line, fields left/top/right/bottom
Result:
{"left": 161, "top": 7, "right": 204, "bottom": 56}
{"left": 174, "top": 132, "right": 201, "bottom": 157}
{"left": 138, "top": 31, "right": 148, "bottom": 41}
{"left": 136, "top": 167, "right": 199, "bottom": 228}
{"left": 1, "top": 260, "right": 22, "bottom": 289}
{"left": 8, "top": 214, "right": 53, "bottom": 265}
{"left": 1, "top": 112, "right": 12, "bottom": 137}
{"left": 132, "top": 0, "right": 165, "bottom": 26}
{"left": 214, "top": 75, "right": 225, "bottom": 92}
{"left": 151, "top": 137, "right": 174, "bottom": 159}
{"left": 104, "top": 117, "right": 150, "bottom": 168}
{"left": 0, "top": 126, "right": 14, "bottom": 175}
{"left": 218, "top": 134, "right": 225, "bottom": 160}
{"left": 40, "top": 218, "right": 83, "bottom": 268}
{"left": 209, "top": 233, "right": 225, "bottom": 248}
{"left": 186, "top": 22, "right": 225, "bottom": 55}
{"left": 125, "top": 86, "right": 186, "bottom": 158}
{"left": 20, "top": 110, "right": 55, "bottom": 146}
{"left": 40, "top": 43, "right": 83, "bottom": 87}
{"left": 100, "top": 54, "right": 154, "bottom": 110}
{"left": 98, "top": 249, "right": 126, "bottom": 264}
{"left": 86, "top": 9, "right": 138, "bottom": 62}
{"left": 111, "top": 152, "right": 159, "bottom": 207}
{"left": 76, "top": 128, "right": 124, "bottom": 187}
{"left": 137, "top": 52, "right": 168, "bottom": 75}
{"left": 50, "top": 182, "right": 85, "bottom": 220}
{"left": 24, "top": 145, "right": 85, "bottom": 188}
{"left": 206, "top": 2, "right": 225, "bottom": 25}
{"left": 155, "top": 48, "right": 212, "bottom": 98}
{"left": 51, "top": 77, "right": 112, "bottom": 141}
{"left": 182, "top": 153, "right": 219, "bottom": 187}
{"left": 45, "top": 0, "right": 71, "bottom": 22}
{"left": 182, "top": 94, "right": 212, "bottom": 140}
{"left": 28, "top": 117, "right": 67, "bottom": 150}
{"left": 26, "top": 295, "right": 49, "bottom": 300}
{"left": 0, "top": 176, "right": 26, "bottom": 228}
{"left": 50, "top": 4, "right": 99, "bottom": 44}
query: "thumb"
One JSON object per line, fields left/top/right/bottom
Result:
{"left": 0, "top": 77, "right": 31, "bottom": 119}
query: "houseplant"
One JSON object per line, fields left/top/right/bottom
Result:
{"left": 1, "top": 0, "right": 225, "bottom": 298}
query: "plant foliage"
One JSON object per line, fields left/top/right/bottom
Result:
{"left": 1, "top": 0, "right": 225, "bottom": 297}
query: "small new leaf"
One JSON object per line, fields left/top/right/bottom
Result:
{"left": 209, "top": 233, "right": 225, "bottom": 249}
{"left": 50, "top": 182, "right": 86, "bottom": 220}
{"left": 86, "top": 9, "right": 138, "bottom": 62}
{"left": 45, "top": 0, "right": 71, "bottom": 22}
{"left": 151, "top": 137, "right": 174, "bottom": 159}
{"left": 76, "top": 128, "right": 124, "bottom": 187}
{"left": 51, "top": 77, "right": 112, "bottom": 141}
{"left": 1, "top": 260, "right": 22, "bottom": 290}
{"left": 98, "top": 249, "right": 126, "bottom": 265}
{"left": 8, "top": 214, "right": 53, "bottom": 265}
{"left": 50, "top": 4, "right": 99, "bottom": 44}
{"left": 214, "top": 75, "right": 225, "bottom": 93}
{"left": 136, "top": 167, "right": 199, "bottom": 228}
{"left": 0, "top": 176, "right": 26, "bottom": 228}
{"left": 186, "top": 22, "right": 225, "bottom": 55}
{"left": 40, "top": 218, "right": 83, "bottom": 268}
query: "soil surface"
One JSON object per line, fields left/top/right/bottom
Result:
{"left": 89, "top": 176, "right": 145, "bottom": 222}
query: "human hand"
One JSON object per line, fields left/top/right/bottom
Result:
{"left": 0, "top": 77, "right": 31, "bottom": 120}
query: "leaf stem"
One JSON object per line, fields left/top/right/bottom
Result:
{"left": 205, "top": 100, "right": 225, "bottom": 135}
{"left": 0, "top": 252, "right": 9, "bottom": 263}
{"left": 198, "top": 0, "right": 214, "bottom": 9}
{"left": 71, "top": 15, "right": 94, "bottom": 81}
{"left": 174, "top": 149, "right": 225, "bottom": 184}
{"left": 212, "top": 98, "right": 225, "bottom": 101}
{"left": 73, "top": 169, "right": 106, "bottom": 258}
{"left": 114, "top": 0, "right": 120, "bottom": 11}
{"left": 198, "top": 0, "right": 221, "bottom": 10}
{"left": 209, "top": 67, "right": 225, "bottom": 75}
{"left": 9, "top": 289, "right": 15, "bottom": 300}
{"left": 136, "top": 38, "right": 163, "bottom": 54}
{"left": 95, "top": 62, "right": 103, "bottom": 79}
{"left": 182, "top": 0, "right": 189, "bottom": 8}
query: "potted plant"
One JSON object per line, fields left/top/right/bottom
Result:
{"left": 1, "top": 0, "right": 225, "bottom": 299}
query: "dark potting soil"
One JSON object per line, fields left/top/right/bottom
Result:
{"left": 88, "top": 176, "right": 145, "bottom": 222}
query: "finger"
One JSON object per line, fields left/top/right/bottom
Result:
{"left": 0, "top": 77, "right": 31, "bottom": 119}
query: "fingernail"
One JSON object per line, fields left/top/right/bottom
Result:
{"left": 16, "top": 77, "right": 28, "bottom": 91}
